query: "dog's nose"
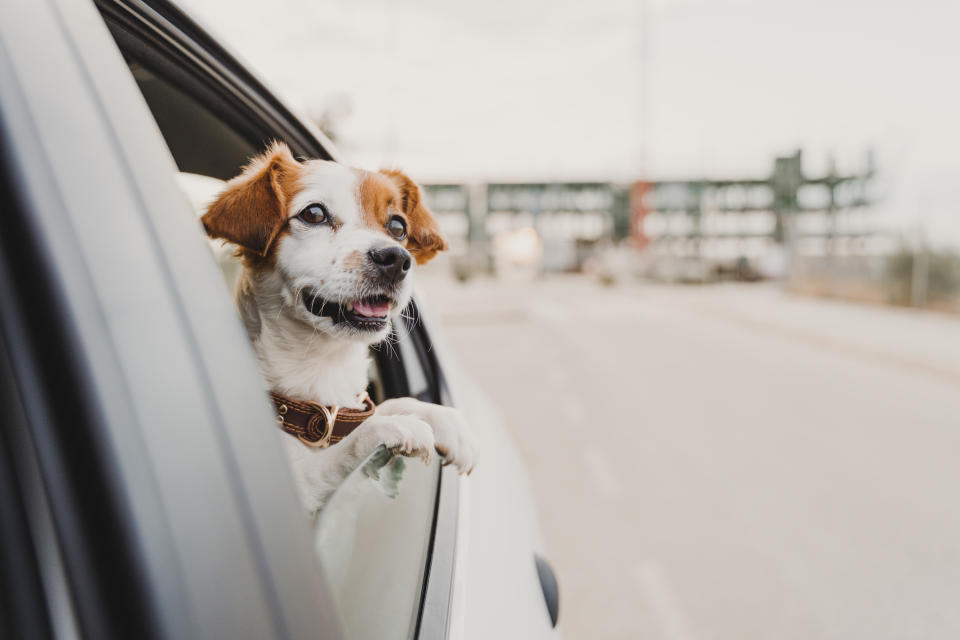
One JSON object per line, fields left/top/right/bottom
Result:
{"left": 368, "top": 246, "right": 412, "bottom": 283}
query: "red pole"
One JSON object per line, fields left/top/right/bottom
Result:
{"left": 630, "top": 180, "right": 651, "bottom": 249}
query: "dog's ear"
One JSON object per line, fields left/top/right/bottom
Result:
{"left": 201, "top": 141, "right": 301, "bottom": 257}
{"left": 381, "top": 169, "right": 448, "bottom": 265}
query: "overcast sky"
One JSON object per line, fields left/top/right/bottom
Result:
{"left": 181, "top": 0, "right": 959, "bottom": 246}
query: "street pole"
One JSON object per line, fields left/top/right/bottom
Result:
{"left": 911, "top": 219, "right": 929, "bottom": 309}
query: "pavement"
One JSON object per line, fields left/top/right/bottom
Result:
{"left": 416, "top": 273, "right": 960, "bottom": 640}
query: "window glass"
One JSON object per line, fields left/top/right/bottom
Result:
{"left": 314, "top": 447, "right": 437, "bottom": 640}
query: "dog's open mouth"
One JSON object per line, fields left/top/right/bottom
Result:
{"left": 301, "top": 290, "right": 393, "bottom": 331}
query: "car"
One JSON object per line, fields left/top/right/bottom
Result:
{"left": 0, "top": 0, "right": 560, "bottom": 638}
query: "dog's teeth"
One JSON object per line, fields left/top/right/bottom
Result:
{"left": 346, "top": 302, "right": 354, "bottom": 312}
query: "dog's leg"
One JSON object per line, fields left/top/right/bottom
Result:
{"left": 282, "top": 413, "right": 437, "bottom": 513}
{"left": 375, "top": 398, "right": 477, "bottom": 475}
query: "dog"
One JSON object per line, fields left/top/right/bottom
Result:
{"left": 201, "top": 141, "right": 476, "bottom": 514}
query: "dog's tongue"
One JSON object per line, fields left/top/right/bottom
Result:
{"left": 353, "top": 299, "right": 389, "bottom": 318}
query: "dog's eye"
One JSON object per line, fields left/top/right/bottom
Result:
{"left": 386, "top": 215, "right": 407, "bottom": 240}
{"left": 297, "top": 203, "right": 329, "bottom": 225}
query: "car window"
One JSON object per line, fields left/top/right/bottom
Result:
{"left": 98, "top": 10, "right": 441, "bottom": 636}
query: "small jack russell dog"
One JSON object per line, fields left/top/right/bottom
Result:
{"left": 201, "top": 142, "right": 476, "bottom": 513}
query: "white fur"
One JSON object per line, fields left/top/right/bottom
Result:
{"left": 230, "top": 159, "right": 476, "bottom": 514}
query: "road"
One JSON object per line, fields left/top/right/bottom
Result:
{"left": 417, "top": 274, "right": 960, "bottom": 640}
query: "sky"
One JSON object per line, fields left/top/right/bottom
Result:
{"left": 180, "top": 0, "right": 959, "bottom": 247}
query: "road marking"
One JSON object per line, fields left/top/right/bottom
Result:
{"left": 634, "top": 563, "right": 698, "bottom": 640}
{"left": 583, "top": 446, "right": 622, "bottom": 499}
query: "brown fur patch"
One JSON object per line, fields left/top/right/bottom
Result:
{"left": 201, "top": 141, "right": 303, "bottom": 267}
{"left": 356, "top": 170, "right": 401, "bottom": 230}
{"left": 379, "top": 169, "right": 449, "bottom": 265}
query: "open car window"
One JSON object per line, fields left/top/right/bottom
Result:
{"left": 96, "top": 5, "right": 443, "bottom": 637}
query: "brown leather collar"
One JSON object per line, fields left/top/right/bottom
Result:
{"left": 270, "top": 391, "right": 376, "bottom": 448}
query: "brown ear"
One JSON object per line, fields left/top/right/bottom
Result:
{"left": 201, "top": 141, "right": 301, "bottom": 257}
{"left": 381, "top": 169, "right": 448, "bottom": 265}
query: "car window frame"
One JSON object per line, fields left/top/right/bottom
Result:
{"left": 95, "top": 0, "right": 333, "bottom": 165}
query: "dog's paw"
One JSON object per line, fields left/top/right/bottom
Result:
{"left": 376, "top": 398, "right": 479, "bottom": 475}
{"left": 429, "top": 406, "right": 478, "bottom": 475}
{"left": 356, "top": 415, "right": 436, "bottom": 467}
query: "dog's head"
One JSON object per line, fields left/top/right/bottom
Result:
{"left": 201, "top": 141, "right": 447, "bottom": 343}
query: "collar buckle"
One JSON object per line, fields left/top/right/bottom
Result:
{"left": 297, "top": 404, "right": 339, "bottom": 448}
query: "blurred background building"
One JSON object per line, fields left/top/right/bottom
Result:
{"left": 182, "top": 0, "right": 960, "bottom": 312}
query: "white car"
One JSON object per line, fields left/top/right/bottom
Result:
{"left": 0, "top": 0, "right": 560, "bottom": 638}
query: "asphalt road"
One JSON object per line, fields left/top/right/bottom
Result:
{"left": 418, "top": 274, "right": 960, "bottom": 640}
